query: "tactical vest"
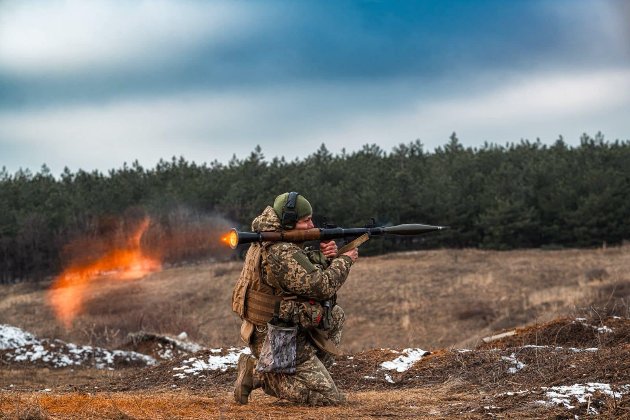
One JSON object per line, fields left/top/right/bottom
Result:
{"left": 231, "top": 243, "right": 285, "bottom": 326}
{"left": 231, "top": 242, "right": 343, "bottom": 355}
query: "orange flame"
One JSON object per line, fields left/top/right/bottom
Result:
{"left": 47, "top": 218, "right": 161, "bottom": 328}
{"left": 220, "top": 230, "right": 238, "bottom": 249}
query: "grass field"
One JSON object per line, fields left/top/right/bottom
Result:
{"left": 1, "top": 246, "right": 629, "bottom": 418}
{"left": 1, "top": 246, "right": 628, "bottom": 351}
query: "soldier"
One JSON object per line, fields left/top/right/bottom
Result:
{"left": 232, "top": 192, "right": 358, "bottom": 405}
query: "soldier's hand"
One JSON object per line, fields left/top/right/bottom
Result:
{"left": 320, "top": 240, "right": 338, "bottom": 258}
{"left": 342, "top": 247, "right": 358, "bottom": 262}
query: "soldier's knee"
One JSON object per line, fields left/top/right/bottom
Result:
{"left": 306, "top": 389, "right": 346, "bottom": 406}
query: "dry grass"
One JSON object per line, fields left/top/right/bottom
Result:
{"left": 5, "top": 384, "right": 624, "bottom": 419}
{"left": 0, "top": 389, "right": 507, "bottom": 419}
{"left": 1, "top": 246, "right": 629, "bottom": 353}
{"left": 2, "top": 246, "right": 629, "bottom": 419}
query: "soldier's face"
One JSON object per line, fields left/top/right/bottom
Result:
{"left": 295, "top": 215, "right": 314, "bottom": 230}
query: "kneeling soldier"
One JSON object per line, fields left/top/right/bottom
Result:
{"left": 232, "top": 192, "right": 358, "bottom": 405}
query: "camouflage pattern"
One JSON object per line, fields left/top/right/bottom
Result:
{"left": 326, "top": 304, "right": 345, "bottom": 347}
{"left": 251, "top": 206, "right": 282, "bottom": 232}
{"left": 256, "top": 323, "right": 298, "bottom": 374}
{"left": 317, "top": 304, "right": 345, "bottom": 369}
{"left": 265, "top": 242, "right": 352, "bottom": 300}
{"left": 242, "top": 205, "right": 353, "bottom": 405}
{"left": 277, "top": 299, "right": 323, "bottom": 328}
{"left": 297, "top": 301, "right": 324, "bottom": 329}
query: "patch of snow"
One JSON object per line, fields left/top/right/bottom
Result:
{"left": 158, "top": 335, "right": 203, "bottom": 354}
{"left": 574, "top": 319, "right": 615, "bottom": 334}
{"left": 384, "top": 374, "right": 394, "bottom": 384}
{"left": 363, "top": 375, "right": 376, "bottom": 380}
{"left": 172, "top": 347, "right": 250, "bottom": 379}
{"left": 0, "top": 324, "right": 39, "bottom": 350}
{"left": 502, "top": 353, "right": 526, "bottom": 374}
{"left": 380, "top": 348, "right": 429, "bottom": 373}
{"left": 497, "top": 390, "right": 529, "bottom": 396}
{"left": 535, "top": 383, "right": 630, "bottom": 410}
{"left": 457, "top": 349, "right": 472, "bottom": 353}
{"left": 158, "top": 345, "right": 173, "bottom": 360}
{"left": 1, "top": 324, "right": 156, "bottom": 369}
{"left": 521, "top": 345, "right": 598, "bottom": 353}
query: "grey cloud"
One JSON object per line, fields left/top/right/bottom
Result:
{"left": 3, "top": 1, "right": 628, "bottom": 110}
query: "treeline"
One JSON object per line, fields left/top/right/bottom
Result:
{"left": 1, "top": 132, "right": 629, "bottom": 283}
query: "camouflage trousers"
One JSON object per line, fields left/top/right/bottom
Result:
{"left": 249, "top": 304, "right": 345, "bottom": 405}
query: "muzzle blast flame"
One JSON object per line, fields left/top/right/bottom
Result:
{"left": 47, "top": 218, "right": 161, "bottom": 328}
{"left": 220, "top": 230, "right": 239, "bottom": 249}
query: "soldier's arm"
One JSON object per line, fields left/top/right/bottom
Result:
{"left": 267, "top": 243, "right": 353, "bottom": 300}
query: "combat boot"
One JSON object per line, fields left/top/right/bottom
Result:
{"left": 234, "top": 353, "right": 259, "bottom": 404}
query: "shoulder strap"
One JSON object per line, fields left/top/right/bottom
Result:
{"left": 260, "top": 243, "right": 283, "bottom": 289}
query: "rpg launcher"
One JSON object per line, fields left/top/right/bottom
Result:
{"left": 223, "top": 222, "right": 448, "bottom": 252}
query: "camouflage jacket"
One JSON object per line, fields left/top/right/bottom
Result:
{"left": 251, "top": 206, "right": 354, "bottom": 301}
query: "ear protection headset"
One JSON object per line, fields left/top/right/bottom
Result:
{"left": 281, "top": 191, "right": 300, "bottom": 229}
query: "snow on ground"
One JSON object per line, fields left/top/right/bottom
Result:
{"left": 497, "top": 390, "right": 530, "bottom": 396}
{"left": 596, "top": 326, "right": 613, "bottom": 333}
{"left": 380, "top": 348, "right": 430, "bottom": 373}
{"left": 536, "top": 383, "right": 630, "bottom": 414}
{"left": 127, "top": 331, "right": 205, "bottom": 360}
{"left": 575, "top": 318, "right": 614, "bottom": 334}
{"left": 172, "top": 346, "right": 431, "bottom": 381}
{"left": 0, "top": 324, "right": 39, "bottom": 350}
{"left": 172, "top": 347, "right": 251, "bottom": 379}
{"left": 499, "top": 383, "right": 630, "bottom": 415}
{"left": 156, "top": 336, "right": 204, "bottom": 360}
{"left": 501, "top": 353, "right": 526, "bottom": 374}
{"left": 1, "top": 324, "right": 156, "bottom": 369}
{"left": 522, "top": 345, "right": 599, "bottom": 353}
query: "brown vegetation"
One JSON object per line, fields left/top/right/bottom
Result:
{"left": 2, "top": 246, "right": 629, "bottom": 353}
{"left": 1, "top": 246, "right": 629, "bottom": 418}
{"left": 2, "top": 313, "right": 628, "bottom": 418}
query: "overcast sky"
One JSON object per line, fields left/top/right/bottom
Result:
{"left": 1, "top": 0, "right": 629, "bottom": 175}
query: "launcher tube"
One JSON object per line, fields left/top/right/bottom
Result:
{"left": 227, "top": 223, "right": 447, "bottom": 249}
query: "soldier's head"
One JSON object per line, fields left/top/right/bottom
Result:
{"left": 273, "top": 192, "right": 313, "bottom": 230}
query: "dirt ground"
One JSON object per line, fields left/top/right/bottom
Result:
{"left": 2, "top": 315, "right": 629, "bottom": 418}
{"left": 0, "top": 389, "right": 506, "bottom": 420}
